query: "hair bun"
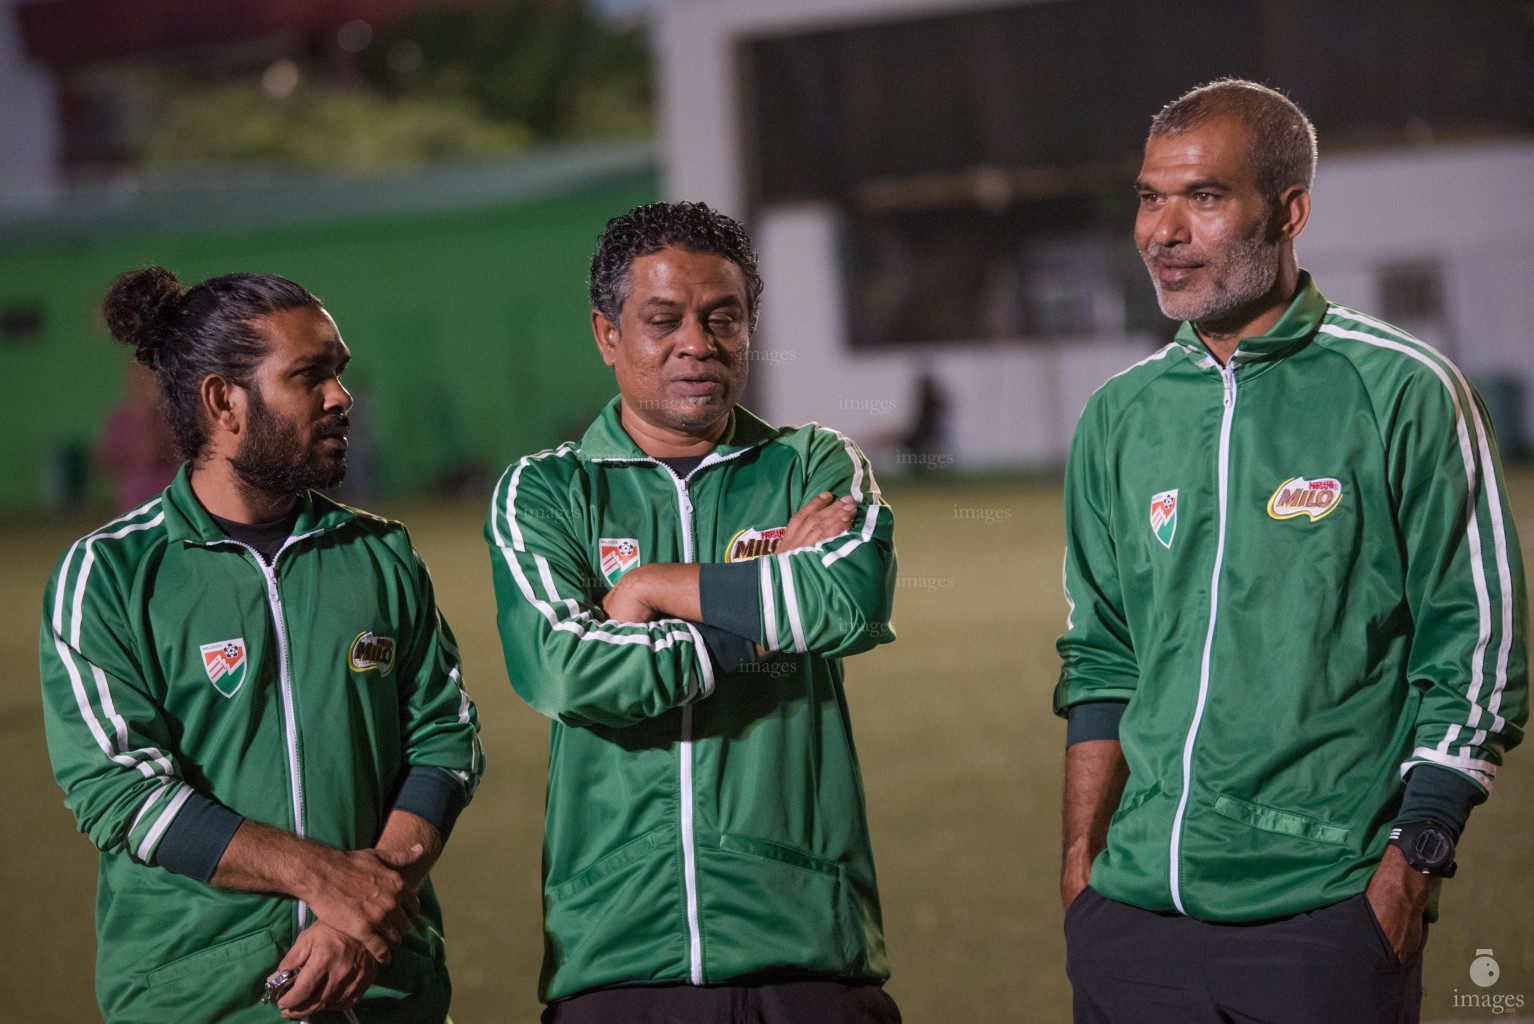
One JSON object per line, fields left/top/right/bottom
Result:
{"left": 103, "top": 267, "right": 184, "bottom": 365}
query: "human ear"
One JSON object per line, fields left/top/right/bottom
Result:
{"left": 201, "top": 374, "right": 246, "bottom": 438}
{"left": 591, "top": 309, "right": 620, "bottom": 369}
{"left": 1274, "top": 185, "right": 1311, "bottom": 243}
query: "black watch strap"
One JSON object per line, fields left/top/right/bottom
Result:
{"left": 1389, "top": 821, "right": 1458, "bottom": 878}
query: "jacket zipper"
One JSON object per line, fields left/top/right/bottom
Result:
{"left": 212, "top": 531, "right": 322, "bottom": 934}
{"left": 1169, "top": 363, "right": 1237, "bottom": 915}
{"left": 657, "top": 450, "right": 754, "bottom": 986}
{"left": 598, "top": 446, "right": 758, "bottom": 985}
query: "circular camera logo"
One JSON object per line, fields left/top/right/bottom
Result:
{"left": 1471, "top": 949, "right": 1500, "bottom": 988}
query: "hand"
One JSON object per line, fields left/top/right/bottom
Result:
{"left": 1364, "top": 844, "right": 1431, "bottom": 962}
{"left": 603, "top": 566, "right": 657, "bottom": 623}
{"left": 779, "top": 492, "right": 858, "bottom": 553}
{"left": 274, "top": 922, "right": 378, "bottom": 1019}
{"left": 1060, "top": 862, "right": 1092, "bottom": 914}
{"left": 301, "top": 845, "right": 425, "bottom": 962}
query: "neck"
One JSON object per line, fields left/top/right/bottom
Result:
{"left": 190, "top": 456, "right": 300, "bottom": 525}
{"left": 619, "top": 402, "right": 730, "bottom": 459}
{"left": 1194, "top": 259, "right": 1301, "bottom": 367}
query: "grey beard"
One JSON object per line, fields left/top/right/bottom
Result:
{"left": 1146, "top": 236, "right": 1280, "bottom": 327}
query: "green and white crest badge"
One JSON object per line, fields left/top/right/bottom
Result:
{"left": 200, "top": 638, "right": 248, "bottom": 698}
{"left": 1149, "top": 489, "right": 1178, "bottom": 549}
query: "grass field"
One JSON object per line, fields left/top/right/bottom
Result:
{"left": 2, "top": 476, "right": 1531, "bottom": 1023}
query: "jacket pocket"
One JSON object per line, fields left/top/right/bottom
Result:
{"left": 1212, "top": 794, "right": 1351, "bottom": 846}
{"left": 552, "top": 828, "right": 673, "bottom": 900}
{"left": 700, "top": 833, "right": 858, "bottom": 977}
{"left": 143, "top": 929, "right": 279, "bottom": 989}
{"left": 127, "top": 929, "right": 283, "bottom": 1023}
{"left": 718, "top": 833, "right": 840, "bottom": 877}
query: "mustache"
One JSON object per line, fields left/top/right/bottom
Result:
{"left": 314, "top": 416, "right": 350, "bottom": 440}
{"left": 1142, "top": 244, "right": 1204, "bottom": 263}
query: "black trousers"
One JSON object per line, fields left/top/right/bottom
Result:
{"left": 542, "top": 978, "right": 902, "bottom": 1024}
{"left": 1065, "top": 886, "right": 1424, "bottom": 1024}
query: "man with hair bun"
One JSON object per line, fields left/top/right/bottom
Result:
{"left": 487, "top": 201, "right": 901, "bottom": 1022}
{"left": 1056, "top": 79, "right": 1527, "bottom": 1022}
{"left": 39, "top": 268, "right": 483, "bottom": 1022}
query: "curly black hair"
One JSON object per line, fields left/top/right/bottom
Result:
{"left": 102, "top": 267, "right": 322, "bottom": 461}
{"left": 589, "top": 201, "right": 764, "bottom": 330}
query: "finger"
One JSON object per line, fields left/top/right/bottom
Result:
{"left": 278, "top": 963, "right": 323, "bottom": 1013}
{"left": 401, "top": 888, "right": 421, "bottom": 922}
{"left": 790, "top": 491, "right": 835, "bottom": 521}
{"left": 335, "top": 967, "right": 373, "bottom": 1009}
{"left": 277, "top": 939, "right": 312, "bottom": 973}
{"left": 375, "top": 843, "right": 426, "bottom": 867}
{"left": 355, "top": 926, "right": 391, "bottom": 963}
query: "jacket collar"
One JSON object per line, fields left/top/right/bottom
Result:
{"left": 578, "top": 395, "right": 779, "bottom": 462}
{"left": 161, "top": 463, "right": 356, "bottom": 547}
{"left": 1173, "top": 270, "right": 1328, "bottom": 371}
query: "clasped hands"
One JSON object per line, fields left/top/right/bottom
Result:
{"left": 270, "top": 843, "right": 426, "bottom": 1019}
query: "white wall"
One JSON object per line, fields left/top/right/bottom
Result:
{"left": 658, "top": 0, "right": 1534, "bottom": 463}
{"left": 753, "top": 204, "right": 1152, "bottom": 469}
{"left": 1302, "top": 141, "right": 1534, "bottom": 443}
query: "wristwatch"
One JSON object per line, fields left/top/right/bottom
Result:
{"left": 1389, "top": 821, "right": 1458, "bottom": 878}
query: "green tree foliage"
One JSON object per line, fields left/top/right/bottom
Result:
{"left": 360, "top": 0, "right": 654, "bottom": 143}
{"left": 142, "top": 82, "right": 533, "bottom": 174}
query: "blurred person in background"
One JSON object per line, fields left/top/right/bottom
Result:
{"left": 95, "top": 360, "right": 178, "bottom": 512}
{"left": 40, "top": 268, "right": 483, "bottom": 1023}
{"left": 487, "top": 201, "right": 900, "bottom": 1023}
{"left": 1055, "top": 79, "right": 1528, "bottom": 1023}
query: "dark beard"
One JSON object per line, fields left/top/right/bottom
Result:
{"left": 229, "top": 387, "right": 348, "bottom": 499}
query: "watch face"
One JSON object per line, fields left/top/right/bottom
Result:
{"left": 1412, "top": 828, "right": 1453, "bottom": 868}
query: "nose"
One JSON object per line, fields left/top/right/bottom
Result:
{"left": 1147, "top": 198, "right": 1190, "bottom": 248}
{"left": 674, "top": 318, "right": 718, "bottom": 359}
{"left": 325, "top": 379, "right": 353, "bottom": 415}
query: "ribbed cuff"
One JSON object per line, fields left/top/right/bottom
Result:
{"left": 1396, "top": 764, "right": 1485, "bottom": 841}
{"left": 1065, "top": 700, "right": 1128, "bottom": 746}
{"left": 699, "top": 561, "right": 763, "bottom": 643}
{"left": 694, "top": 622, "right": 758, "bottom": 676}
{"left": 155, "top": 793, "right": 244, "bottom": 882}
{"left": 394, "top": 765, "right": 466, "bottom": 841}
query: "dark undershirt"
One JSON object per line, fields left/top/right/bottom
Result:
{"left": 208, "top": 508, "right": 299, "bottom": 564}
{"left": 656, "top": 454, "right": 709, "bottom": 478}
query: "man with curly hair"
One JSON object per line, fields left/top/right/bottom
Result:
{"left": 487, "top": 201, "right": 902, "bottom": 1023}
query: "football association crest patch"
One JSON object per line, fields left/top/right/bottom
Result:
{"left": 1149, "top": 489, "right": 1178, "bottom": 549}
{"left": 200, "top": 638, "right": 248, "bottom": 698}
{"left": 725, "top": 526, "right": 787, "bottom": 562}
{"left": 348, "top": 632, "right": 396, "bottom": 676}
{"left": 599, "top": 537, "right": 642, "bottom": 585}
{"left": 1268, "top": 477, "right": 1343, "bottom": 521}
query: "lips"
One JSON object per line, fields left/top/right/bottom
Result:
{"left": 673, "top": 378, "right": 723, "bottom": 396}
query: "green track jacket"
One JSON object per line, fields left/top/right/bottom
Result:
{"left": 487, "top": 400, "right": 896, "bottom": 1002}
{"left": 1056, "top": 275, "right": 1528, "bottom": 921}
{"left": 40, "top": 468, "right": 483, "bottom": 1024}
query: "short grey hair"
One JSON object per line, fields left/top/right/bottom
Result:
{"left": 1149, "top": 78, "right": 1318, "bottom": 205}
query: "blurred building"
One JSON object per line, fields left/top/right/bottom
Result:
{"left": 5, "top": 0, "right": 506, "bottom": 194}
{"left": 0, "top": 143, "right": 657, "bottom": 510}
{"left": 655, "top": 0, "right": 1534, "bottom": 469}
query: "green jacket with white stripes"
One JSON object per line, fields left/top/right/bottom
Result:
{"left": 40, "top": 467, "right": 483, "bottom": 1024}
{"left": 486, "top": 399, "right": 896, "bottom": 1002}
{"left": 1055, "top": 272, "right": 1528, "bottom": 922}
